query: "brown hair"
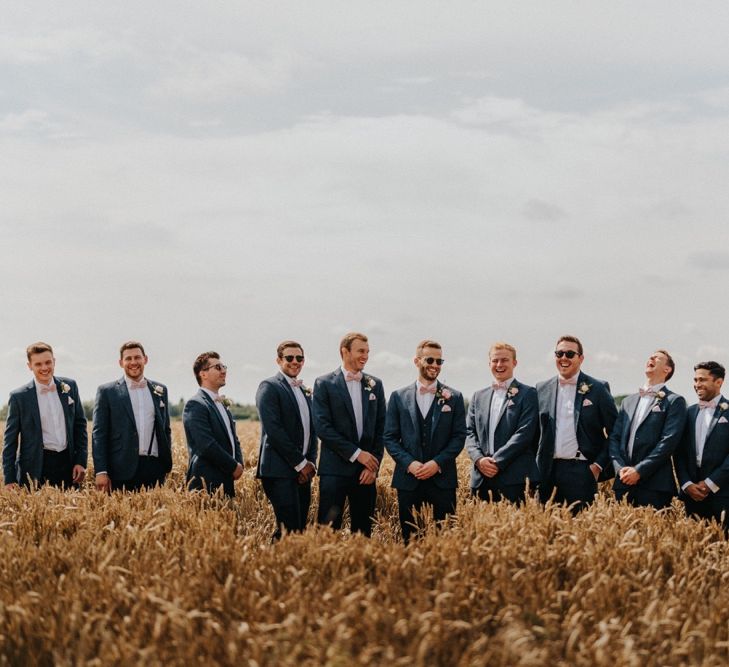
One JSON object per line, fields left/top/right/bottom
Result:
{"left": 193, "top": 351, "right": 220, "bottom": 386}
{"left": 416, "top": 339, "right": 442, "bottom": 356}
{"left": 339, "top": 332, "right": 368, "bottom": 357}
{"left": 277, "top": 340, "right": 304, "bottom": 358}
{"left": 119, "top": 341, "right": 146, "bottom": 359}
{"left": 656, "top": 349, "right": 675, "bottom": 381}
{"left": 26, "top": 342, "right": 53, "bottom": 361}
{"left": 489, "top": 342, "right": 517, "bottom": 361}
{"left": 556, "top": 335, "right": 583, "bottom": 356}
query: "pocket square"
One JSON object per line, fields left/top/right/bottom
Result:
{"left": 507, "top": 399, "right": 515, "bottom": 407}
{"left": 720, "top": 416, "right": 728, "bottom": 424}
{"left": 369, "top": 393, "right": 377, "bottom": 401}
{"left": 582, "top": 399, "right": 593, "bottom": 407}
{"left": 651, "top": 405, "right": 662, "bottom": 412}
{"left": 159, "top": 401, "right": 165, "bottom": 409}
{"left": 67, "top": 397, "right": 74, "bottom": 405}
{"left": 441, "top": 404, "right": 452, "bottom": 412}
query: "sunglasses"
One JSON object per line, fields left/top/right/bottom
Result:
{"left": 421, "top": 357, "right": 445, "bottom": 366}
{"left": 282, "top": 355, "right": 305, "bottom": 363}
{"left": 554, "top": 350, "right": 580, "bottom": 359}
{"left": 204, "top": 363, "right": 227, "bottom": 371}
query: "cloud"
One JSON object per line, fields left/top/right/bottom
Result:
{"left": 0, "top": 110, "right": 53, "bottom": 134}
{"left": 687, "top": 252, "right": 729, "bottom": 271}
{"left": 523, "top": 198, "right": 568, "bottom": 222}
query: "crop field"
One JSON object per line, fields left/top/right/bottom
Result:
{"left": 1, "top": 420, "right": 728, "bottom": 666}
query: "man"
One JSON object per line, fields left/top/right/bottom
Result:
{"left": 3, "top": 342, "right": 87, "bottom": 488}
{"left": 256, "top": 341, "right": 318, "bottom": 540}
{"left": 312, "top": 332, "right": 386, "bottom": 536}
{"left": 536, "top": 335, "right": 618, "bottom": 511}
{"left": 92, "top": 341, "right": 173, "bottom": 492}
{"left": 384, "top": 340, "right": 466, "bottom": 543}
{"left": 466, "top": 342, "right": 539, "bottom": 503}
{"left": 183, "top": 351, "right": 243, "bottom": 497}
{"left": 675, "top": 361, "right": 729, "bottom": 529}
{"left": 609, "top": 349, "right": 687, "bottom": 509}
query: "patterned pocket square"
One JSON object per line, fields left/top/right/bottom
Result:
{"left": 719, "top": 416, "right": 728, "bottom": 424}
{"left": 582, "top": 399, "right": 593, "bottom": 407}
{"left": 368, "top": 393, "right": 377, "bottom": 401}
{"left": 507, "top": 399, "right": 515, "bottom": 407}
{"left": 441, "top": 404, "right": 452, "bottom": 412}
{"left": 651, "top": 405, "right": 662, "bottom": 412}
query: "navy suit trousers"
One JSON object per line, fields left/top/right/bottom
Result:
{"left": 474, "top": 476, "right": 527, "bottom": 504}
{"left": 614, "top": 486, "right": 673, "bottom": 510}
{"left": 540, "top": 459, "right": 597, "bottom": 513}
{"left": 262, "top": 477, "right": 311, "bottom": 540}
{"left": 41, "top": 449, "right": 73, "bottom": 488}
{"left": 397, "top": 479, "right": 456, "bottom": 543}
{"left": 682, "top": 494, "right": 729, "bottom": 532}
{"left": 111, "top": 456, "right": 166, "bottom": 492}
{"left": 318, "top": 474, "right": 376, "bottom": 536}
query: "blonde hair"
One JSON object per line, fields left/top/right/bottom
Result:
{"left": 489, "top": 342, "right": 517, "bottom": 361}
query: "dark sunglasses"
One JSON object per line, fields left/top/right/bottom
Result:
{"left": 204, "top": 363, "right": 227, "bottom": 371}
{"left": 421, "top": 357, "right": 445, "bottom": 366}
{"left": 282, "top": 355, "right": 305, "bottom": 363}
{"left": 554, "top": 350, "right": 579, "bottom": 359}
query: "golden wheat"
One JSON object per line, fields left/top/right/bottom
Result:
{"left": 0, "top": 421, "right": 727, "bottom": 666}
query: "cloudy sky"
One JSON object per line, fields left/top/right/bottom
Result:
{"left": 2, "top": 2, "right": 729, "bottom": 404}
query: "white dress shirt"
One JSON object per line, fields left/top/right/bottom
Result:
{"left": 627, "top": 383, "right": 666, "bottom": 460}
{"left": 126, "top": 377, "right": 158, "bottom": 457}
{"left": 284, "top": 374, "right": 311, "bottom": 472}
{"left": 416, "top": 380, "right": 437, "bottom": 418}
{"left": 488, "top": 378, "right": 513, "bottom": 455}
{"left": 202, "top": 388, "right": 236, "bottom": 456}
{"left": 680, "top": 397, "right": 721, "bottom": 493}
{"left": 342, "top": 367, "right": 365, "bottom": 462}
{"left": 554, "top": 379, "right": 586, "bottom": 460}
{"left": 35, "top": 379, "right": 67, "bottom": 452}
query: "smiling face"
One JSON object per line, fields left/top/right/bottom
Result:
{"left": 554, "top": 340, "right": 583, "bottom": 380}
{"left": 28, "top": 351, "right": 55, "bottom": 385}
{"left": 415, "top": 346, "right": 442, "bottom": 384}
{"left": 694, "top": 368, "right": 723, "bottom": 402}
{"left": 119, "top": 347, "right": 148, "bottom": 381}
{"left": 277, "top": 346, "right": 304, "bottom": 379}
{"left": 489, "top": 347, "right": 517, "bottom": 383}
{"left": 341, "top": 338, "right": 369, "bottom": 373}
{"left": 645, "top": 351, "right": 672, "bottom": 384}
{"left": 200, "top": 358, "right": 227, "bottom": 392}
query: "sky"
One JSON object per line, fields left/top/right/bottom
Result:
{"left": 2, "top": 1, "right": 729, "bottom": 405}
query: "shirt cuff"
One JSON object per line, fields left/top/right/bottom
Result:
{"left": 95, "top": 471, "right": 108, "bottom": 477}
{"left": 592, "top": 462, "right": 602, "bottom": 471}
{"left": 349, "top": 448, "right": 362, "bottom": 463}
{"left": 681, "top": 481, "right": 692, "bottom": 491}
{"left": 706, "top": 478, "right": 720, "bottom": 493}
{"left": 294, "top": 459, "right": 308, "bottom": 472}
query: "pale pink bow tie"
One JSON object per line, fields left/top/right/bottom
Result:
{"left": 39, "top": 384, "right": 56, "bottom": 394}
{"left": 419, "top": 385, "right": 437, "bottom": 395}
{"left": 639, "top": 387, "right": 657, "bottom": 398}
{"left": 559, "top": 377, "right": 577, "bottom": 386}
{"left": 290, "top": 379, "right": 304, "bottom": 388}
{"left": 699, "top": 400, "right": 716, "bottom": 410}
{"left": 492, "top": 381, "right": 508, "bottom": 391}
{"left": 345, "top": 371, "right": 362, "bottom": 382}
{"left": 129, "top": 379, "right": 147, "bottom": 390}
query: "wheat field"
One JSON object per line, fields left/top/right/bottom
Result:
{"left": 0, "top": 420, "right": 728, "bottom": 666}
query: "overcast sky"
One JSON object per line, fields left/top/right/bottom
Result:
{"left": 2, "top": 2, "right": 729, "bottom": 405}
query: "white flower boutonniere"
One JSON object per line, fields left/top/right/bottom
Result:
{"left": 720, "top": 402, "right": 729, "bottom": 411}
{"left": 507, "top": 385, "right": 519, "bottom": 398}
{"left": 436, "top": 386, "right": 452, "bottom": 405}
{"left": 578, "top": 382, "right": 591, "bottom": 395}
{"left": 60, "top": 382, "right": 71, "bottom": 394}
{"left": 303, "top": 386, "right": 313, "bottom": 398}
{"left": 656, "top": 390, "right": 667, "bottom": 402}
{"left": 153, "top": 385, "right": 164, "bottom": 397}
{"left": 363, "top": 376, "right": 376, "bottom": 392}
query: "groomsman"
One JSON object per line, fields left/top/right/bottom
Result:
{"left": 183, "top": 352, "right": 243, "bottom": 497}
{"left": 312, "top": 332, "right": 386, "bottom": 536}
{"left": 609, "top": 350, "right": 687, "bottom": 509}
{"left": 466, "top": 342, "right": 539, "bottom": 503}
{"left": 3, "top": 342, "right": 87, "bottom": 488}
{"left": 92, "top": 341, "right": 172, "bottom": 492}
{"left": 384, "top": 340, "right": 466, "bottom": 543}
{"left": 536, "top": 335, "right": 618, "bottom": 511}
{"left": 256, "top": 341, "right": 318, "bottom": 540}
{"left": 675, "top": 361, "right": 729, "bottom": 529}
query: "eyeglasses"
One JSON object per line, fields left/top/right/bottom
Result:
{"left": 421, "top": 357, "right": 445, "bottom": 366}
{"left": 282, "top": 355, "right": 305, "bottom": 363}
{"left": 554, "top": 350, "right": 580, "bottom": 359}
{"left": 204, "top": 364, "right": 227, "bottom": 372}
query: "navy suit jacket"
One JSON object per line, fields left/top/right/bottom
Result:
{"left": 536, "top": 372, "right": 618, "bottom": 483}
{"left": 92, "top": 378, "right": 172, "bottom": 481}
{"left": 465, "top": 379, "right": 539, "bottom": 488}
{"left": 2, "top": 377, "right": 88, "bottom": 486}
{"left": 256, "top": 372, "right": 318, "bottom": 479}
{"left": 312, "top": 368, "right": 386, "bottom": 477}
{"left": 675, "top": 397, "right": 729, "bottom": 497}
{"left": 183, "top": 389, "right": 243, "bottom": 492}
{"left": 609, "top": 386, "right": 687, "bottom": 494}
{"left": 383, "top": 381, "right": 466, "bottom": 491}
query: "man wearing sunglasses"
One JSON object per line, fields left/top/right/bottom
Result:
{"left": 256, "top": 341, "right": 318, "bottom": 540}
{"left": 609, "top": 350, "right": 687, "bottom": 509}
{"left": 183, "top": 351, "right": 244, "bottom": 497}
{"left": 535, "top": 335, "right": 618, "bottom": 511}
{"left": 384, "top": 340, "right": 466, "bottom": 543}
{"left": 313, "top": 332, "right": 386, "bottom": 537}
{"left": 466, "top": 342, "right": 539, "bottom": 503}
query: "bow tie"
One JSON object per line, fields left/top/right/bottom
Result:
{"left": 699, "top": 400, "right": 717, "bottom": 410}
{"left": 559, "top": 377, "right": 577, "bottom": 386}
{"left": 39, "top": 383, "right": 56, "bottom": 394}
{"left": 419, "top": 385, "right": 437, "bottom": 395}
{"left": 639, "top": 388, "right": 657, "bottom": 398}
{"left": 129, "top": 379, "right": 147, "bottom": 390}
{"left": 345, "top": 371, "right": 362, "bottom": 382}
{"left": 492, "top": 381, "right": 508, "bottom": 391}
{"left": 290, "top": 379, "right": 304, "bottom": 388}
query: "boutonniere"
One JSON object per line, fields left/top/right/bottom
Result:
{"left": 436, "top": 386, "right": 452, "bottom": 405}
{"left": 720, "top": 402, "right": 728, "bottom": 411}
{"left": 578, "top": 382, "right": 591, "bottom": 395}
{"left": 60, "top": 382, "right": 71, "bottom": 394}
{"left": 655, "top": 390, "right": 667, "bottom": 402}
{"left": 153, "top": 385, "right": 164, "bottom": 397}
{"left": 303, "top": 386, "right": 313, "bottom": 398}
{"left": 217, "top": 395, "right": 233, "bottom": 408}
{"left": 507, "top": 385, "right": 519, "bottom": 398}
{"left": 363, "top": 376, "right": 376, "bottom": 392}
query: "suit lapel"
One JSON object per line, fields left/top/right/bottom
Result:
{"left": 572, "top": 372, "right": 585, "bottom": 431}
{"left": 146, "top": 381, "right": 165, "bottom": 438}
{"left": 705, "top": 395, "right": 725, "bottom": 442}
{"left": 117, "top": 378, "right": 136, "bottom": 426}
{"left": 483, "top": 387, "right": 494, "bottom": 436}
{"left": 26, "top": 381, "right": 42, "bottom": 431}
{"left": 201, "top": 389, "right": 229, "bottom": 433}
{"left": 687, "top": 404, "right": 700, "bottom": 462}
{"left": 335, "top": 370, "right": 358, "bottom": 430}
{"left": 55, "top": 377, "right": 73, "bottom": 440}
{"left": 495, "top": 381, "right": 514, "bottom": 426}
{"left": 405, "top": 382, "right": 420, "bottom": 431}
{"left": 278, "top": 373, "right": 301, "bottom": 415}
{"left": 431, "top": 382, "right": 443, "bottom": 432}
{"left": 623, "top": 394, "right": 640, "bottom": 450}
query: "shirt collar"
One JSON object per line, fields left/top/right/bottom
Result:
{"left": 417, "top": 380, "right": 437, "bottom": 392}
{"left": 201, "top": 387, "right": 220, "bottom": 401}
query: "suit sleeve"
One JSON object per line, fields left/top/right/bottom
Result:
{"left": 633, "top": 395, "right": 688, "bottom": 480}
{"left": 492, "top": 389, "right": 538, "bottom": 470}
{"left": 706, "top": 447, "right": 729, "bottom": 490}
{"left": 91, "top": 386, "right": 110, "bottom": 474}
{"left": 595, "top": 381, "right": 618, "bottom": 471}
{"left": 2, "top": 394, "right": 21, "bottom": 485}
{"left": 256, "top": 381, "right": 307, "bottom": 470}
{"left": 383, "top": 393, "right": 417, "bottom": 470}
{"left": 465, "top": 395, "right": 484, "bottom": 464}
{"left": 183, "top": 400, "right": 239, "bottom": 474}
{"left": 432, "top": 393, "right": 467, "bottom": 468}
{"left": 312, "top": 379, "right": 359, "bottom": 462}
{"left": 609, "top": 405, "right": 629, "bottom": 474}
{"left": 162, "top": 386, "right": 172, "bottom": 453}
{"left": 674, "top": 416, "right": 693, "bottom": 488}
{"left": 71, "top": 381, "right": 88, "bottom": 468}
{"left": 373, "top": 381, "right": 386, "bottom": 461}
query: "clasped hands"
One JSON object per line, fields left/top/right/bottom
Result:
{"left": 685, "top": 480, "right": 711, "bottom": 502}
{"left": 357, "top": 450, "right": 380, "bottom": 485}
{"left": 476, "top": 456, "right": 499, "bottom": 478}
{"left": 407, "top": 460, "right": 441, "bottom": 480}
